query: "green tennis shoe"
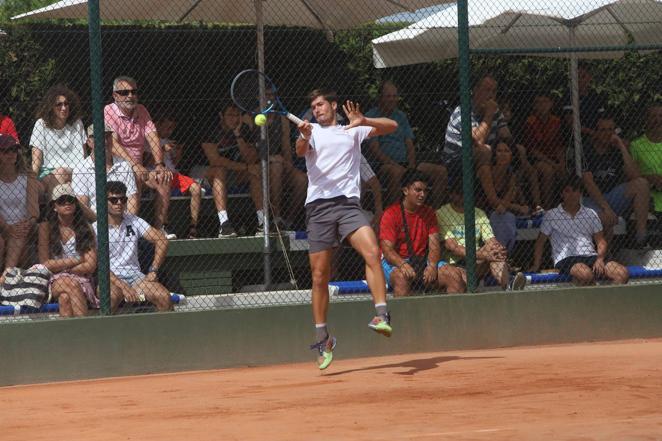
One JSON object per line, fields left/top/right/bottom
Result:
{"left": 368, "top": 313, "right": 392, "bottom": 337}
{"left": 310, "top": 336, "right": 337, "bottom": 370}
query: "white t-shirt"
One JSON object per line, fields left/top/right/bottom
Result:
{"left": 30, "top": 118, "right": 86, "bottom": 169}
{"left": 304, "top": 123, "right": 372, "bottom": 205}
{"left": 93, "top": 214, "right": 150, "bottom": 276}
{"left": 540, "top": 204, "right": 603, "bottom": 265}
{"left": 0, "top": 175, "right": 28, "bottom": 224}
{"left": 72, "top": 156, "right": 137, "bottom": 212}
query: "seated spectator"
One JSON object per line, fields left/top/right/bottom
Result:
{"left": 0, "top": 110, "right": 19, "bottom": 142}
{"left": 153, "top": 111, "right": 202, "bottom": 239}
{"left": 202, "top": 102, "right": 264, "bottom": 237}
{"left": 0, "top": 135, "right": 39, "bottom": 283}
{"left": 562, "top": 63, "right": 607, "bottom": 142}
{"left": 531, "top": 175, "right": 628, "bottom": 286}
{"left": 436, "top": 178, "right": 526, "bottom": 293}
{"left": 582, "top": 115, "right": 650, "bottom": 247}
{"left": 630, "top": 103, "right": 662, "bottom": 214}
{"left": 30, "top": 84, "right": 86, "bottom": 195}
{"left": 94, "top": 181, "right": 172, "bottom": 313}
{"left": 38, "top": 184, "right": 97, "bottom": 317}
{"left": 104, "top": 76, "right": 173, "bottom": 233}
{"left": 367, "top": 80, "right": 446, "bottom": 207}
{"left": 379, "top": 169, "right": 446, "bottom": 296}
{"left": 524, "top": 92, "right": 566, "bottom": 209}
{"left": 246, "top": 89, "right": 308, "bottom": 230}
{"left": 477, "top": 141, "right": 531, "bottom": 254}
{"left": 72, "top": 124, "right": 138, "bottom": 222}
{"left": 445, "top": 76, "right": 543, "bottom": 211}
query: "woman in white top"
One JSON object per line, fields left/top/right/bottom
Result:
{"left": 30, "top": 84, "right": 86, "bottom": 195}
{"left": 38, "top": 184, "right": 97, "bottom": 317}
{"left": 0, "top": 135, "right": 39, "bottom": 282}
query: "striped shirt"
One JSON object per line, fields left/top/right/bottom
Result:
{"left": 442, "top": 105, "right": 507, "bottom": 162}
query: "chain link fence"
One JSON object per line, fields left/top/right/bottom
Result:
{"left": 0, "top": 0, "right": 660, "bottom": 321}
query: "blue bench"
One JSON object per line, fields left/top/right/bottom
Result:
{"left": 0, "top": 293, "right": 185, "bottom": 316}
{"left": 329, "top": 265, "right": 662, "bottom": 294}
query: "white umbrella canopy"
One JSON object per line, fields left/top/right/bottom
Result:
{"left": 13, "top": 0, "right": 448, "bottom": 29}
{"left": 372, "top": 0, "right": 662, "bottom": 68}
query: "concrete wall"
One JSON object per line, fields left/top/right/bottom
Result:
{"left": 1, "top": 283, "right": 661, "bottom": 387}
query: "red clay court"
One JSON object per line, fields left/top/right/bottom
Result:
{"left": 3, "top": 338, "right": 661, "bottom": 440}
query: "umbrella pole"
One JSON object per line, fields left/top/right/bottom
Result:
{"left": 256, "top": 0, "right": 272, "bottom": 290}
{"left": 569, "top": 28, "right": 583, "bottom": 177}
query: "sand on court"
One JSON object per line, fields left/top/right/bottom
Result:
{"left": 2, "top": 339, "right": 662, "bottom": 441}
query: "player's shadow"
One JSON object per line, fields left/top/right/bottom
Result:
{"left": 324, "top": 355, "right": 501, "bottom": 377}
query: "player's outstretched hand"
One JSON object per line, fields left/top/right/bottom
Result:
{"left": 298, "top": 120, "right": 312, "bottom": 139}
{"left": 343, "top": 100, "right": 366, "bottom": 130}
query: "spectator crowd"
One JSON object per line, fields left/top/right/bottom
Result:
{"left": 1, "top": 63, "right": 660, "bottom": 315}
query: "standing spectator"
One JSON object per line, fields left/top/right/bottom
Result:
{"left": 436, "top": 178, "right": 526, "bottom": 293}
{"left": 582, "top": 116, "right": 650, "bottom": 247}
{"left": 0, "top": 135, "right": 39, "bottom": 282}
{"left": 104, "top": 76, "right": 173, "bottom": 233}
{"left": 30, "top": 84, "right": 86, "bottom": 195}
{"left": 94, "top": 181, "right": 172, "bottom": 313}
{"left": 72, "top": 124, "right": 138, "bottom": 222}
{"left": 630, "top": 103, "right": 662, "bottom": 214}
{"left": 245, "top": 89, "right": 308, "bottom": 230}
{"left": 201, "top": 102, "right": 264, "bottom": 237}
{"left": 531, "top": 175, "right": 628, "bottom": 286}
{"left": 38, "top": 184, "right": 97, "bottom": 317}
{"left": 0, "top": 111, "right": 19, "bottom": 142}
{"left": 367, "top": 80, "right": 447, "bottom": 206}
{"left": 476, "top": 141, "right": 530, "bottom": 254}
{"left": 562, "top": 63, "right": 607, "bottom": 141}
{"left": 153, "top": 111, "right": 202, "bottom": 239}
{"left": 524, "top": 92, "right": 566, "bottom": 209}
{"left": 379, "top": 169, "right": 445, "bottom": 296}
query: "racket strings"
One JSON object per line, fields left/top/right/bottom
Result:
{"left": 231, "top": 70, "right": 275, "bottom": 114}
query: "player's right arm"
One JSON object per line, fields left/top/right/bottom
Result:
{"left": 295, "top": 120, "right": 312, "bottom": 157}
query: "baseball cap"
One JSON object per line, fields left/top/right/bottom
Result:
{"left": 87, "top": 124, "right": 114, "bottom": 137}
{"left": 0, "top": 134, "right": 20, "bottom": 149}
{"left": 51, "top": 183, "right": 76, "bottom": 201}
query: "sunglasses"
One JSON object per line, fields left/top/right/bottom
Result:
{"left": 55, "top": 195, "right": 76, "bottom": 205}
{"left": 0, "top": 146, "right": 19, "bottom": 154}
{"left": 107, "top": 196, "right": 128, "bottom": 204}
{"left": 114, "top": 89, "right": 138, "bottom": 97}
{"left": 55, "top": 101, "right": 70, "bottom": 108}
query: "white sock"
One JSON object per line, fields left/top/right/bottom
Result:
{"left": 218, "top": 210, "right": 229, "bottom": 225}
{"left": 256, "top": 210, "right": 265, "bottom": 226}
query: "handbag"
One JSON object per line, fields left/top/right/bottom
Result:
{"left": 400, "top": 202, "right": 428, "bottom": 282}
{"left": 0, "top": 264, "right": 51, "bottom": 312}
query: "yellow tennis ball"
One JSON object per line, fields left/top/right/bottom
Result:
{"left": 254, "top": 114, "right": 267, "bottom": 126}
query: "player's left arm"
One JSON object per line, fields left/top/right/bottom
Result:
{"left": 343, "top": 101, "right": 397, "bottom": 137}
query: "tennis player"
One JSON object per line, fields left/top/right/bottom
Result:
{"left": 296, "top": 89, "right": 397, "bottom": 369}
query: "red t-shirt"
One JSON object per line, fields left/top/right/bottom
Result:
{"left": 379, "top": 203, "right": 439, "bottom": 258}
{"left": 0, "top": 115, "right": 19, "bottom": 143}
{"left": 524, "top": 114, "right": 563, "bottom": 161}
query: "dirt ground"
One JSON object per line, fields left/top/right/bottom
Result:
{"left": 2, "top": 339, "right": 662, "bottom": 441}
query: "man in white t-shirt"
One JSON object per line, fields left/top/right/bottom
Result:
{"left": 295, "top": 89, "right": 398, "bottom": 370}
{"left": 73, "top": 124, "right": 138, "bottom": 222}
{"left": 530, "top": 175, "right": 628, "bottom": 286}
{"left": 93, "top": 181, "right": 172, "bottom": 312}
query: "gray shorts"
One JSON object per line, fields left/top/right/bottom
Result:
{"left": 305, "top": 196, "right": 370, "bottom": 253}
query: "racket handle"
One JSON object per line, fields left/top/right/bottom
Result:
{"left": 286, "top": 113, "right": 304, "bottom": 126}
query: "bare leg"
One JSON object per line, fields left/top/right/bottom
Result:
{"left": 134, "top": 279, "right": 173, "bottom": 312}
{"left": 206, "top": 166, "right": 228, "bottom": 212}
{"left": 489, "top": 261, "right": 509, "bottom": 289}
{"left": 536, "top": 161, "right": 555, "bottom": 209}
{"left": 51, "top": 277, "right": 89, "bottom": 317}
{"left": 245, "top": 169, "right": 264, "bottom": 212}
{"left": 346, "top": 226, "right": 387, "bottom": 305}
{"left": 605, "top": 261, "right": 629, "bottom": 285}
{"left": 570, "top": 263, "right": 595, "bottom": 286}
{"left": 625, "top": 177, "right": 651, "bottom": 239}
{"left": 188, "top": 182, "right": 202, "bottom": 227}
{"left": 309, "top": 249, "right": 334, "bottom": 324}
{"left": 389, "top": 268, "right": 412, "bottom": 297}
{"left": 269, "top": 158, "right": 284, "bottom": 219}
{"left": 437, "top": 264, "right": 466, "bottom": 293}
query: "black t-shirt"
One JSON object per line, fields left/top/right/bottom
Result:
{"left": 563, "top": 90, "right": 607, "bottom": 132}
{"left": 582, "top": 142, "right": 624, "bottom": 194}
{"left": 214, "top": 123, "right": 255, "bottom": 162}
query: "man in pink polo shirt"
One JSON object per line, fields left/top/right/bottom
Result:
{"left": 104, "top": 76, "right": 174, "bottom": 237}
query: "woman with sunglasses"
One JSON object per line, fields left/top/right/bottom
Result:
{"left": 30, "top": 84, "right": 86, "bottom": 196}
{"left": 38, "top": 183, "right": 97, "bottom": 317}
{"left": 0, "top": 135, "right": 39, "bottom": 283}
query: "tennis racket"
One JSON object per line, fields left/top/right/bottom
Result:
{"left": 230, "top": 69, "right": 304, "bottom": 126}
